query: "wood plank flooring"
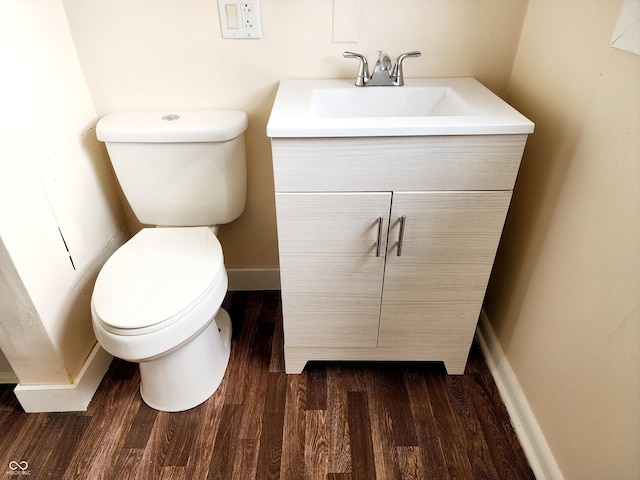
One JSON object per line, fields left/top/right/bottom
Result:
{"left": 0, "top": 290, "right": 535, "bottom": 479}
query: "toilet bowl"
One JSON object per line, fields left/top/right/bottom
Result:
{"left": 92, "top": 227, "right": 232, "bottom": 411}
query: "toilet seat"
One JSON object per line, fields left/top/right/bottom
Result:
{"left": 92, "top": 227, "right": 224, "bottom": 336}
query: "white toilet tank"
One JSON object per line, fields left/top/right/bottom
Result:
{"left": 96, "top": 110, "right": 248, "bottom": 226}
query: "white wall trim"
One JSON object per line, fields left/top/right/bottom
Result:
{"left": 14, "top": 344, "right": 112, "bottom": 413}
{"left": 227, "top": 267, "right": 281, "bottom": 291}
{"left": 476, "top": 309, "right": 564, "bottom": 480}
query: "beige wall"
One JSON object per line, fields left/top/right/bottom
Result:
{"left": 61, "top": 0, "right": 528, "bottom": 268}
{"left": 0, "top": 347, "right": 16, "bottom": 383}
{"left": 485, "top": 0, "right": 640, "bottom": 478}
{"left": 0, "top": 0, "right": 126, "bottom": 384}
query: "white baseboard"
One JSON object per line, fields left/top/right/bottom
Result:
{"left": 227, "top": 267, "right": 281, "bottom": 291}
{"left": 476, "top": 310, "right": 564, "bottom": 480}
{"left": 14, "top": 344, "right": 112, "bottom": 413}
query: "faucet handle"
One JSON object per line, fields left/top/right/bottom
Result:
{"left": 392, "top": 51, "right": 422, "bottom": 86}
{"left": 343, "top": 51, "right": 370, "bottom": 86}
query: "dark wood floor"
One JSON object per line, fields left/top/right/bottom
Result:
{"left": 0, "top": 290, "right": 534, "bottom": 479}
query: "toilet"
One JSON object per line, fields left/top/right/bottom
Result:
{"left": 91, "top": 109, "right": 247, "bottom": 412}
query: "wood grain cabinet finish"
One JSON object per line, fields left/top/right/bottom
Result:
{"left": 272, "top": 135, "right": 528, "bottom": 374}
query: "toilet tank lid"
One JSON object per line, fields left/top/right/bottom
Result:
{"left": 96, "top": 109, "right": 248, "bottom": 143}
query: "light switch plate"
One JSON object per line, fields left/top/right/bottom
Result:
{"left": 218, "top": 0, "right": 262, "bottom": 39}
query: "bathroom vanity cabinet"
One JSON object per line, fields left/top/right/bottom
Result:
{"left": 272, "top": 134, "right": 528, "bottom": 374}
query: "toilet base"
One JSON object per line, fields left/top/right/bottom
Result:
{"left": 139, "top": 308, "right": 232, "bottom": 412}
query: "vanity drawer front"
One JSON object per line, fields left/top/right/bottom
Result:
{"left": 272, "top": 134, "right": 527, "bottom": 192}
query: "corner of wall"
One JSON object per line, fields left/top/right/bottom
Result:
{"left": 476, "top": 309, "right": 564, "bottom": 480}
{"left": 504, "top": 0, "right": 532, "bottom": 99}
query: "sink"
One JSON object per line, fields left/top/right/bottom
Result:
{"left": 311, "top": 86, "right": 474, "bottom": 118}
{"left": 267, "top": 77, "right": 534, "bottom": 137}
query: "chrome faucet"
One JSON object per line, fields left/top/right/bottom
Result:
{"left": 370, "top": 51, "right": 394, "bottom": 86}
{"left": 343, "top": 50, "right": 421, "bottom": 86}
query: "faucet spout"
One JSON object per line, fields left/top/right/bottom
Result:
{"left": 376, "top": 51, "right": 392, "bottom": 71}
{"left": 369, "top": 50, "right": 394, "bottom": 86}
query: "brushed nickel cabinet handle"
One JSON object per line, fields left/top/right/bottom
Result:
{"left": 397, "top": 215, "right": 406, "bottom": 256}
{"left": 375, "top": 216, "right": 384, "bottom": 257}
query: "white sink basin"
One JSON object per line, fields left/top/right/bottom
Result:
{"left": 311, "top": 86, "right": 474, "bottom": 118}
{"left": 267, "top": 78, "right": 534, "bottom": 137}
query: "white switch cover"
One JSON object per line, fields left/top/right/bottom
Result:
{"left": 218, "top": 0, "right": 262, "bottom": 39}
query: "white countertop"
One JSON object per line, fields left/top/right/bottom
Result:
{"left": 266, "top": 78, "right": 534, "bottom": 138}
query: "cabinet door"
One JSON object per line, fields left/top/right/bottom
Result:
{"left": 276, "top": 192, "right": 391, "bottom": 347}
{"left": 378, "top": 191, "right": 512, "bottom": 353}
